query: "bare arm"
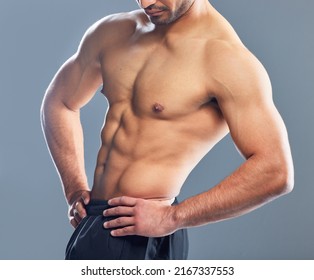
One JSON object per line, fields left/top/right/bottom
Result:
{"left": 171, "top": 47, "right": 294, "bottom": 228}
{"left": 41, "top": 24, "right": 103, "bottom": 226}
{"left": 103, "top": 46, "right": 294, "bottom": 237}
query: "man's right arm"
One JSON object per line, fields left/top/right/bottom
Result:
{"left": 41, "top": 23, "right": 103, "bottom": 227}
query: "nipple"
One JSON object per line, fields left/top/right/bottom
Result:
{"left": 152, "top": 103, "right": 165, "bottom": 113}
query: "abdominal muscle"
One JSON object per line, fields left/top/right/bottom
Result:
{"left": 91, "top": 157, "right": 185, "bottom": 205}
{"left": 90, "top": 102, "right": 228, "bottom": 205}
{"left": 90, "top": 135, "right": 196, "bottom": 205}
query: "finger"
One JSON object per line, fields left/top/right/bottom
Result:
{"left": 69, "top": 207, "right": 74, "bottom": 217}
{"left": 73, "top": 208, "right": 83, "bottom": 224}
{"left": 108, "top": 196, "right": 138, "bottom": 207}
{"left": 81, "top": 191, "right": 90, "bottom": 205}
{"left": 70, "top": 217, "right": 78, "bottom": 228}
{"left": 110, "top": 226, "right": 136, "bottom": 237}
{"left": 103, "top": 206, "right": 134, "bottom": 217}
{"left": 75, "top": 201, "right": 87, "bottom": 219}
{"left": 104, "top": 216, "right": 135, "bottom": 229}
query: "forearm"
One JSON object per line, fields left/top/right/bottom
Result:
{"left": 173, "top": 154, "right": 293, "bottom": 229}
{"left": 41, "top": 98, "right": 89, "bottom": 205}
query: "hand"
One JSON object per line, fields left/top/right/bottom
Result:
{"left": 103, "top": 196, "right": 178, "bottom": 238}
{"left": 68, "top": 190, "right": 90, "bottom": 228}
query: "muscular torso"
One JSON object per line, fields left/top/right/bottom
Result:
{"left": 90, "top": 11, "right": 233, "bottom": 202}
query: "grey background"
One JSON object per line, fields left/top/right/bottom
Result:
{"left": 0, "top": 0, "right": 313, "bottom": 260}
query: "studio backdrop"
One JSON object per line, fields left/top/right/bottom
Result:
{"left": 0, "top": 0, "right": 313, "bottom": 259}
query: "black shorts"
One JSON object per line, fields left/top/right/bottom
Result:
{"left": 65, "top": 199, "right": 189, "bottom": 260}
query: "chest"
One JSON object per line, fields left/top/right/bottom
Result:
{"left": 101, "top": 37, "right": 211, "bottom": 118}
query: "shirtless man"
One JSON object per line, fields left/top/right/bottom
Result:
{"left": 41, "top": 0, "right": 294, "bottom": 259}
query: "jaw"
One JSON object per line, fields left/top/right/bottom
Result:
{"left": 146, "top": 0, "right": 196, "bottom": 26}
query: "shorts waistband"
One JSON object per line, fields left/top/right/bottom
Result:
{"left": 85, "top": 198, "right": 178, "bottom": 216}
{"left": 85, "top": 200, "right": 111, "bottom": 216}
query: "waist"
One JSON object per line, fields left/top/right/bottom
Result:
{"left": 86, "top": 198, "right": 178, "bottom": 216}
{"left": 91, "top": 160, "right": 189, "bottom": 200}
{"left": 85, "top": 200, "right": 111, "bottom": 215}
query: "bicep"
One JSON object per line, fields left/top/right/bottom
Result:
{"left": 215, "top": 52, "right": 290, "bottom": 160}
{"left": 44, "top": 25, "right": 103, "bottom": 111}
{"left": 222, "top": 96, "right": 288, "bottom": 160}
{"left": 45, "top": 55, "right": 102, "bottom": 111}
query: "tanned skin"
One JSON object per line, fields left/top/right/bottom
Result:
{"left": 41, "top": 0, "right": 294, "bottom": 237}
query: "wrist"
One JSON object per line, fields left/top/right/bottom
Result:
{"left": 67, "top": 188, "right": 90, "bottom": 205}
{"left": 169, "top": 204, "right": 185, "bottom": 232}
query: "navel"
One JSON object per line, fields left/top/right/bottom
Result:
{"left": 152, "top": 102, "right": 165, "bottom": 113}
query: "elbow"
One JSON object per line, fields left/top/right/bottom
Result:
{"left": 269, "top": 159, "right": 294, "bottom": 197}
{"left": 277, "top": 169, "right": 294, "bottom": 196}
{"left": 40, "top": 94, "right": 54, "bottom": 130}
{"left": 40, "top": 92, "right": 74, "bottom": 129}
{"left": 40, "top": 93, "right": 58, "bottom": 132}
{"left": 40, "top": 96, "right": 48, "bottom": 129}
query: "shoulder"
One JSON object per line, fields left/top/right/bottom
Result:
{"left": 205, "top": 38, "right": 272, "bottom": 101}
{"left": 74, "top": 10, "right": 146, "bottom": 65}
{"left": 84, "top": 10, "right": 146, "bottom": 45}
{"left": 76, "top": 10, "right": 145, "bottom": 57}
